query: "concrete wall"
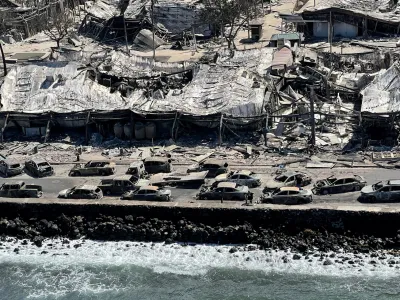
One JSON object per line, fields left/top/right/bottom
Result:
{"left": 1, "top": 201, "right": 400, "bottom": 236}
{"left": 333, "top": 22, "right": 358, "bottom": 38}
{"left": 313, "top": 21, "right": 357, "bottom": 38}
{"left": 313, "top": 22, "right": 329, "bottom": 37}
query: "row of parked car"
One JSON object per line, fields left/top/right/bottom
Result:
{"left": 1, "top": 155, "right": 399, "bottom": 204}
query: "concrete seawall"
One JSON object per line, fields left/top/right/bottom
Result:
{"left": 0, "top": 199, "right": 399, "bottom": 236}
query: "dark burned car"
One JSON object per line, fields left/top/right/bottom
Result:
{"left": 263, "top": 171, "right": 311, "bottom": 192}
{"left": 143, "top": 157, "right": 172, "bottom": 174}
{"left": 0, "top": 159, "right": 23, "bottom": 177}
{"left": 121, "top": 186, "right": 171, "bottom": 201}
{"left": 69, "top": 161, "right": 115, "bottom": 177}
{"left": 25, "top": 158, "right": 54, "bottom": 177}
{"left": 196, "top": 182, "right": 253, "bottom": 201}
{"left": 187, "top": 159, "right": 229, "bottom": 178}
{"left": 0, "top": 181, "right": 43, "bottom": 198}
{"left": 360, "top": 180, "right": 400, "bottom": 203}
{"left": 313, "top": 175, "right": 366, "bottom": 195}
{"left": 259, "top": 187, "right": 313, "bottom": 205}
{"left": 214, "top": 170, "right": 261, "bottom": 188}
{"left": 126, "top": 161, "right": 147, "bottom": 178}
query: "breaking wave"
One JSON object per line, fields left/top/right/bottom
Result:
{"left": 1, "top": 238, "right": 400, "bottom": 299}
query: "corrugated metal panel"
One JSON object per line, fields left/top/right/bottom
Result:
{"left": 271, "top": 47, "right": 293, "bottom": 70}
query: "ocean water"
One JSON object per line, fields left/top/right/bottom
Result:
{"left": 0, "top": 238, "right": 400, "bottom": 299}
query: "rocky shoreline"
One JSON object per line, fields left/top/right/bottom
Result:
{"left": 1, "top": 214, "right": 400, "bottom": 256}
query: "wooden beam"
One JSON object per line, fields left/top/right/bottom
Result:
{"left": 171, "top": 111, "right": 178, "bottom": 140}
{"left": 1, "top": 113, "right": 8, "bottom": 143}
{"left": 130, "top": 112, "right": 134, "bottom": 141}
{"left": 85, "top": 112, "right": 91, "bottom": 145}
{"left": 219, "top": 113, "right": 223, "bottom": 146}
{"left": 44, "top": 119, "right": 51, "bottom": 143}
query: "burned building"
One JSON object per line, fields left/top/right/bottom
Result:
{"left": 302, "top": 0, "right": 400, "bottom": 38}
{"left": 79, "top": 0, "right": 206, "bottom": 43}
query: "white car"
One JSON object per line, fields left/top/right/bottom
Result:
{"left": 58, "top": 185, "right": 103, "bottom": 200}
{"left": 214, "top": 170, "right": 261, "bottom": 187}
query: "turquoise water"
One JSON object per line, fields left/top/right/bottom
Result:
{"left": 0, "top": 239, "right": 399, "bottom": 299}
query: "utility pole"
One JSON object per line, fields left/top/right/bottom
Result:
{"left": 309, "top": 86, "right": 316, "bottom": 147}
{"left": 123, "top": 16, "right": 129, "bottom": 56}
{"left": 151, "top": 0, "right": 156, "bottom": 65}
{"left": 329, "top": 10, "right": 332, "bottom": 56}
{"left": 0, "top": 43, "right": 7, "bottom": 76}
{"left": 192, "top": 26, "right": 197, "bottom": 53}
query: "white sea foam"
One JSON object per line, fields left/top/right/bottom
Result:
{"left": 0, "top": 237, "right": 399, "bottom": 280}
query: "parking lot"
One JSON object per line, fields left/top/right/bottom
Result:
{"left": 0, "top": 163, "right": 399, "bottom": 207}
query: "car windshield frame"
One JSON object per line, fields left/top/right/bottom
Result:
{"left": 373, "top": 181, "right": 384, "bottom": 191}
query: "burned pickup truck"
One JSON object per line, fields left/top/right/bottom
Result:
{"left": 0, "top": 181, "right": 43, "bottom": 198}
{"left": 150, "top": 171, "right": 208, "bottom": 188}
{"left": 69, "top": 161, "right": 115, "bottom": 177}
{"left": 313, "top": 175, "right": 367, "bottom": 195}
{"left": 98, "top": 175, "right": 150, "bottom": 196}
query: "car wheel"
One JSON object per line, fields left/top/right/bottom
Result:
{"left": 201, "top": 196, "right": 208, "bottom": 200}
{"left": 367, "top": 196, "right": 377, "bottom": 203}
{"left": 322, "top": 189, "right": 329, "bottom": 195}
{"left": 70, "top": 171, "right": 79, "bottom": 177}
{"left": 354, "top": 185, "right": 361, "bottom": 191}
{"left": 105, "top": 190, "right": 111, "bottom": 196}
{"left": 100, "top": 171, "right": 107, "bottom": 176}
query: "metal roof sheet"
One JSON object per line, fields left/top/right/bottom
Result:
{"left": 271, "top": 47, "right": 293, "bottom": 70}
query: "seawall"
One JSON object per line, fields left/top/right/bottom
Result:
{"left": 0, "top": 199, "right": 399, "bottom": 252}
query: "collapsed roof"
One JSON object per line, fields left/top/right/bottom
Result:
{"left": 131, "top": 64, "right": 266, "bottom": 116}
{"left": 97, "top": 50, "right": 192, "bottom": 78}
{"left": 86, "top": 0, "right": 121, "bottom": 20}
{"left": 217, "top": 48, "right": 274, "bottom": 76}
{"left": 0, "top": 62, "right": 143, "bottom": 113}
{"left": 361, "top": 64, "right": 400, "bottom": 114}
{"left": 304, "top": 0, "right": 400, "bottom": 23}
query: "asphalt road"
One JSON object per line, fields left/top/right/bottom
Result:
{"left": 0, "top": 164, "right": 400, "bottom": 206}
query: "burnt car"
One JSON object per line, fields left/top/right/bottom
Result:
{"left": 69, "top": 161, "right": 115, "bottom": 177}
{"left": 150, "top": 171, "right": 208, "bottom": 188}
{"left": 187, "top": 159, "right": 229, "bottom": 178}
{"left": 196, "top": 182, "right": 253, "bottom": 201}
{"left": 98, "top": 175, "right": 150, "bottom": 196}
{"left": 259, "top": 187, "right": 313, "bottom": 205}
{"left": 263, "top": 171, "right": 311, "bottom": 192}
{"left": 360, "top": 180, "right": 400, "bottom": 203}
{"left": 126, "top": 161, "right": 147, "bottom": 178}
{"left": 58, "top": 185, "right": 103, "bottom": 199}
{"left": 0, "top": 181, "right": 43, "bottom": 198}
{"left": 214, "top": 170, "right": 261, "bottom": 188}
{"left": 143, "top": 157, "right": 172, "bottom": 174}
{"left": 313, "top": 175, "right": 367, "bottom": 195}
{"left": 25, "top": 158, "right": 54, "bottom": 177}
{"left": 0, "top": 159, "right": 24, "bottom": 177}
{"left": 121, "top": 186, "right": 171, "bottom": 201}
